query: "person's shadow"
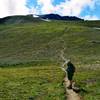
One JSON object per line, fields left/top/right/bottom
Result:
{"left": 72, "top": 82, "right": 87, "bottom": 93}
{"left": 73, "top": 87, "right": 87, "bottom": 93}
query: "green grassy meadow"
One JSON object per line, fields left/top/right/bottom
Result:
{"left": 75, "top": 64, "right": 100, "bottom": 100}
{"left": 0, "top": 65, "right": 65, "bottom": 100}
{"left": 0, "top": 19, "right": 100, "bottom": 99}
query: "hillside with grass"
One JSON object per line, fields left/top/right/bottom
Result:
{"left": 0, "top": 16, "right": 100, "bottom": 100}
{"left": 0, "top": 15, "right": 42, "bottom": 24}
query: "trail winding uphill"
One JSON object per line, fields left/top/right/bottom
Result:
{"left": 60, "top": 50, "right": 82, "bottom": 100}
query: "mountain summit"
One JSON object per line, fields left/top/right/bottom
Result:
{"left": 38, "top": 14, "right": 83, "bottom": 21}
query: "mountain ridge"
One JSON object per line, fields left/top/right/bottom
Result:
{"left": 38, "top": 14, "right": 84, "bottom": 21}
{"left": 0, "top": 15, "right": 41, "bottom": 24}
{"left": 0, "top": 14, "right": 84, "bottom": 24}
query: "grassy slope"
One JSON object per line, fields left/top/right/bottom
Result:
{"left": 0, "top": 20, "right": 100, "bottom": 99}
{"left": 75, "top": 65, "right": 100, "bottom": 100}
{"left": 0, "top": 15, "right": 42, "bottom": 24}
{"left": 0, "top": 21, "right": 100, "bottom": 65}
{"left": 0, "top": 65, "right": 65, "bottom": 100}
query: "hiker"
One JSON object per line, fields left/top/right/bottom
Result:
{"left": 66, "top": 60, "right": 75, "bottom": 89}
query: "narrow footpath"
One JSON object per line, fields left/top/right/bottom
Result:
{"left": 62, "top": 67, "right": 81, "bottom": 100}
{"left": 60, "top": 50, "right": 82, "bottom": 100}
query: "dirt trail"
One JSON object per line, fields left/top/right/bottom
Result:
{"left": 60, "top": 50, "right": 81, "bottom": 100}
{"left": 62, "top": 68, "right": 81, "bottom": 100}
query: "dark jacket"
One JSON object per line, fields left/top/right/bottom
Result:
{"left": 66, "top": 62, "right": 75, "bottom": 73}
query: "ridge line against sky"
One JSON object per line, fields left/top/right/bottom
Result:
{"left": 0, "top": 0, "right": 100, "bottom": 20}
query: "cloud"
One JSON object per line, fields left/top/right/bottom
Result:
{"left": 36, "top": 0, "right": 95, "bottom": 16}
{"left": 83, "top": 15, "right": 99, "bottom": 20}
{"left": 0, "top": 0, "right": 99, "bottom": 20}
{"left": 54, "top": 0, "right": 95, "bottom": 16}
{"left": 37, "top": 0, "right": 55, "bottom": 14}
{"left": 36, "top": 0, "right": 100, "bottom": 20}
{"left": 0, "top": 0, "right": 30, "bottom": 18}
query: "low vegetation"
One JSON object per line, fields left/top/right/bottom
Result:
{"left": 0, "top": 65, "right": 65, "bottom": 100}
{"left": 75, "top": 64, "right": 100, "bottom": 100}
{"left": 0, "top": 18, "right": 100, "bottom": 99}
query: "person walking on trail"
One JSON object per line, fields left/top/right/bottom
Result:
{"left": 67, "top": 60, "right": 75, "bottom": 89}
{"left": 63, "top": 59, "right": 75, "bottom": 89}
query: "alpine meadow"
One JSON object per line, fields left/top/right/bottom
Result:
{"left": 0, "top": 15, "right": 100, "bottom": 100}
